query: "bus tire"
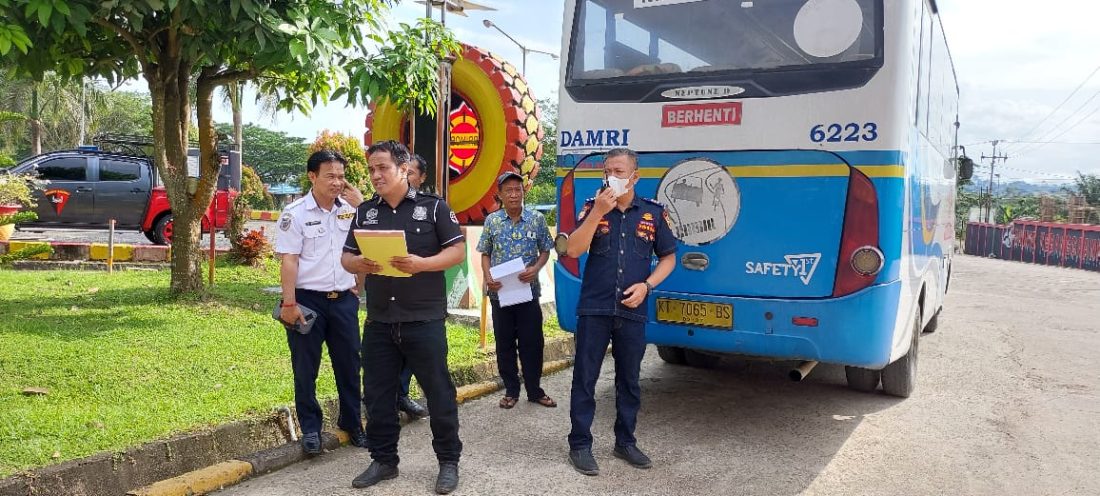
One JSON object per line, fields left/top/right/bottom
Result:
{"left": 881, "top": 316, "right": 920, "bottom": 398}
{"left": 364, "top": 43, "right": 543, "bottom": 224}
{"left": 656, "top": 346, "right": 687, "bottom": 365}
{"left": 844, "top": 366, "right": 880, "bottom": 393}
{"left": 683, "top": 349, "right": 720, "bottom": 369}
{"left": 922, "top": 309, "right": 940, "bottom": 334}
{"left": 152, "top": 213, "right": 173, "bottom": 246}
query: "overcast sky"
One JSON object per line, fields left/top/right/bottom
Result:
{"left": 216, "top": 0, "right": 1100, "bottom": 184}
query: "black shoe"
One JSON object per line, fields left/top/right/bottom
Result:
{"left": 348, "top": 429, "right": 368, "bottom": 448}
{"left": 568, "top": 449, "right": 599, "bottom": 476}
{"left": 301, "top": 432, "right": 322, "bottom": 456}
{"left": 399, "top": 396, "right": 429, "bottom": 419}
{"left": 351, "top": 461, "right": 399, "bottom": 489}
{"left": 613, "top": 445, "right": 652, "bottom": 469}
{"left": 434, "top": 462, "right": 459, "bottom": 494}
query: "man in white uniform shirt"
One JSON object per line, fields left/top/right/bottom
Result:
{"left": 275, "top": 150, "right": 367, "bottom": 455}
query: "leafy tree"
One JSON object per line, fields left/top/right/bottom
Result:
{"left": 345, "top": 19, "right": 460, "bottom": 150}
{"left": 535, "top": 98, "right": 557, "bottom": 188}
{"left": 301, "top": 130, "right": 370, "bottom": 195}
{"left": 240, "top": 164, "right": 274, "bottom": 210}
{"left": 214, "top": 123, "right": 307, "bottom": 184}
{"left": 0, "top": 0, "right": 456, "bottom": 293}
{"left": 1071, "top": 172, "right": 1100, "bottom": 206}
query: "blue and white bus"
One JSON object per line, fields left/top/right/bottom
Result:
{"left": 553, "top": 0, "right": 970, "bottom": 397}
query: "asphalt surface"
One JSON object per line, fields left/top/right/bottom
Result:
{"left": 9, "top": 221, "right": 275, "bottom": 250}
{"left": 213, "top": 255, "right": 1100, "bottom": 495}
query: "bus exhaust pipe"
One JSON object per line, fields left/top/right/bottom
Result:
{"left": 789, "top": 361, "right": 819, "bottom": 382}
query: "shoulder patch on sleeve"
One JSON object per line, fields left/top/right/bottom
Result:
{"left": 578, "top": 200, "right": 594, "bottom": 221}
{"left": 449, "top": 210, "right": 459, "bottom": 224}
{"left": 279, "top": 213, "right": 293, "bottom": 231}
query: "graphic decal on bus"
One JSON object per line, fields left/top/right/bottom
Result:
{"left": 655, "top": 159, "right": 740, "bottom": 246}
{"left": 744, "top": 253, "right": 822, "bottom": 285}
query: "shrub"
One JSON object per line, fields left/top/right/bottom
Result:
{"left": 300, "top": 130, "right": 372, "bottom": 196}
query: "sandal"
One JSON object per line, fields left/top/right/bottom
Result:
{"left": 499, "top": 396, "right": 518, "bottom": 409}
{"left": 529, "top": 395, "right": 557, "bottom": 408}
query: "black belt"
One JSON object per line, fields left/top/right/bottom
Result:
{"left": 299, "top": 289, "right": 351, "bottom": 299}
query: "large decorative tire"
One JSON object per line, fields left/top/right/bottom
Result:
{"left": 365, "top": 43, "right": 544, "bottom": 224}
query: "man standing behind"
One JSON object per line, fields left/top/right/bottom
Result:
{"left": 275, "top": 150, "right": 366, "bottom": 455}
{"left": 563, "top": 148, "right": 676, "bottom": 476}
{"left": 393, "top": 152, "right": 431, "bottom": 420}
{"left": 342, "top": 140, "right": 465, "bottom": 494}
{"left": 478, "top": 171, "right": 556, "bottom": 410}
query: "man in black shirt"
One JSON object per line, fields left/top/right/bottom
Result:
{"left": 341, "top": 141, "right": 466, "bottom": 494}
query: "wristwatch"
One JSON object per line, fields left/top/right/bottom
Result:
{"left": 643, "top": 281, "right": 654, "bottom": 292}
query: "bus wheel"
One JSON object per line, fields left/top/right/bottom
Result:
{"left": 844, "top": 366, "right": 880, "bottom": 392}
{"left": 923, "top": 309, "right": 940, "bottom": 334}
{"left": 683, "top": 349, "right": 720, "bottom": 369}
{"left": 881, "top": 316, "right": 920, "bottom": 398}
{"left": 656, "top": 346, "right": 687, "bottom": 365}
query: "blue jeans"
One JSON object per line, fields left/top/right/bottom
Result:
{"left": 567, "top": 315, "right": 647, "bottom": 450}
{"left": 362, "top": 319, "right": 461, "bottom": 464}
{"left": 287, "top": 289, "right": 362, "bottom": 436}
{"left": 399, "top": 365, "right": 414, "bottom": 398}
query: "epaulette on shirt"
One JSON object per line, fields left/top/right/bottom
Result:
{"left": 417, "top": 191, "right": 442, "bottom": 200}
{"left": 641, "top": 197, "right": 665, "bottom": 208}
{"left": 284, "top": 196, "right": 307, "bottom": 210}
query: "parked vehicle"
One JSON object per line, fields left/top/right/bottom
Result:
{"left": 8, "top": 136, "right": 238, "bottom": 245}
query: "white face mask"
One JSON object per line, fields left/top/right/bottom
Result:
{"left": 607, "top": 174, "right": 632, "bottom": 196}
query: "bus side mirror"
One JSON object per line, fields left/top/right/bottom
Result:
{"left": 957, "top": 156, "right": 974, "bottom": 181}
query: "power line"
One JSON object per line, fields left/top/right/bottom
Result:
{"left": 1013, "top": 102, "right": 1100, "bottom": 159}
{"left": 1005, "top": 63, "right": 1100, "bottom": 153}
{"left": 1011, "top": 84, "right": 1100, "bottom": 156}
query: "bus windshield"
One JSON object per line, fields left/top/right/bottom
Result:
{"left": 566, "top": 0, "right": 882, "bottom": 101}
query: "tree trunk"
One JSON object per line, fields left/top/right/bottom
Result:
{"left": 30, "top": 88, "right": 42, "bottom": 155}
{"left": 232, "top": 82, "right": 243, "bottom": 155}
{"left": 146, "top": 53, "right": 210, "bottom": 294}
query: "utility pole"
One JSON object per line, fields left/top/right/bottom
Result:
{"left": 981, "top": 140, "right": 1009, "bottom": 223}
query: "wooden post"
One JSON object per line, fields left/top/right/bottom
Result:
{"left": 107, "top": 219, "right": 115, "bottom": 273}
{"left": 208, "top": 221, "right": 216, "bottom": 286}
{"left": 479, "top": 289, "right": 488, "bottom": 351}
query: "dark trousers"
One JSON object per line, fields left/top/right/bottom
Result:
{"left": 287, "top": 289, "right": 362, "bottom": 436}
{"left": 362, "top": 319, "right": 461, "bottom": 465}
{"left": 568, "top": 315, "right": 647, "bottom": 450}
{"left": 490, "top": 298, "right": 546, "bottom": 400}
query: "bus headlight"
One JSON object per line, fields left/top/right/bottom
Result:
{"left": 555, "top": 233, "right": 570, "bottom": 258}
{"left": 850, "top": 246, "right": 884, "bottom": 277}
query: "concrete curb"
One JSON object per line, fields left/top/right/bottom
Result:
{"left": 1, "top": 335, "right": 575, "bottom": 496}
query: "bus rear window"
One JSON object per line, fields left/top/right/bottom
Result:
{"left": 566, "top": 0, "right": 883, "bottom": 102}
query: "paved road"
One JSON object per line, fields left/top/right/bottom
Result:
{"left": 215, "top": 255, "right": 1100, "bottom": 495}
{"left": 9, "top": 221, "right": 275, "bottom": 250}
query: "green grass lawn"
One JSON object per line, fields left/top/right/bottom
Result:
{"left": 0, "top": 259, "right": 561, "bottom": 478}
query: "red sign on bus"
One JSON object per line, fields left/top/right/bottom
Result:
{"left": 661, "top": 102, "right": 742, "bottom": 128}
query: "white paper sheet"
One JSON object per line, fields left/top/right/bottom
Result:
{"left": 489, "top": 257, "right": 533, "bottom": 307}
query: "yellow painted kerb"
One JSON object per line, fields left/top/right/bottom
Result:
{"left": 90, "top": 243, "right": 134, "bottom": 261}
{"left": 127, "top": 460, "right": 253, "bottom": 496}
{"left": 7, "top": 241, "right": 51, "bottom": 260}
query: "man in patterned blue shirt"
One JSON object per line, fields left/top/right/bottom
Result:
{"left": 477, "top": 171, "right": 557, "bottom": 410}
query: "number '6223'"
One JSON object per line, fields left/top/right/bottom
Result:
{"left": 810, "top": 123, "right": 878, "bottom": 143}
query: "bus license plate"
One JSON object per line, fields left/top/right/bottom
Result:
{"left": 656, "top": 298, "right": 733, "bottom": 329}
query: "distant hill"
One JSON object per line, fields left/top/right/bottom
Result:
{"left": 962, "top": 180, "right": 1068, "bottom": 196}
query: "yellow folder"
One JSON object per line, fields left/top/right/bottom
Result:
{"left": 353, "top": 229, "right": 411, "bottom": 278}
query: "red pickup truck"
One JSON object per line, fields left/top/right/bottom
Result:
{"left": 9, "top": 147, "right": 237, "bottom": 245}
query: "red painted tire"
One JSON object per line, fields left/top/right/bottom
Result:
{"left": 364, "top": 44, "right": 543, "bottom": 224}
